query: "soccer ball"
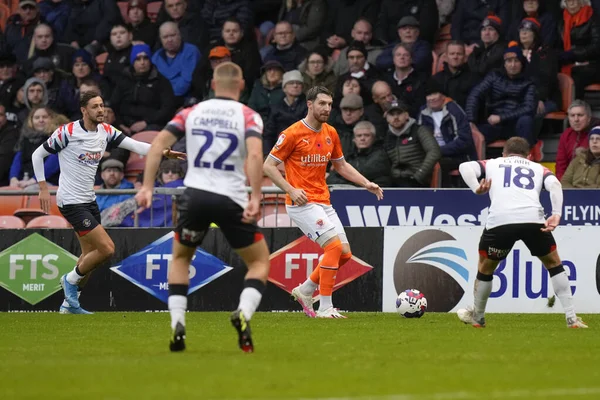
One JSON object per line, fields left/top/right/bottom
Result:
{"left": 395, "top": 289, "right": 427, "bottom": 318}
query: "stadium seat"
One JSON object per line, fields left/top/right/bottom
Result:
{"left": 13, "top": 208, "right": 46, "bottom": 224}
{"left": 472, "top": 128, "right": 486, "bottom": 160}
{"left": 131, "top": 130, "right": 159, "bottom": 144}
{"left": 331, "top": 49, "right": 341, "bottom": 62}
{"left": 0, "top": 215, "right": 25, "bottom": 229}
{"left": 433, "top": 24, "right": 451, "bottom": 56}
{"left": 265, "top": 28, "right": 274, "bottom": 46}
{"left": 118, "top": 2, "right": 129, "bottom": 23}
{"left": 24, "top": 193, "right": 61, "bottom": 215}
{"left": 258, "top": 213, "right": 295, "bottom": 227}
{"left": 436, "top": 52, "right": 447, "bottom": 74}
{"left": 0, "top": 187, "right": 27, "bottom": 216}
{"left": 0, "top": 2, "right": 10, "bottom": 32}
{"left": 146, "top": 2, "right": 161, "bottom": 22}
{"left": 431, "top": 51, "right": 438, "bottom": 75}
{"left": 96, "top": 52, "right": 108, "bottom": 74}
{"left": 430, "top": 162, "right": 441, "bottom": 188}
{"left": 26, "top": 215, "right": 70, "bottom": 229}
{"left": 585, "top": 83, "right": 600, "bottom": 92}
{"left": 545, "top": 73, "right": 574, "bottom": 129}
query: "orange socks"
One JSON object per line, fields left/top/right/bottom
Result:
{"left": 309, "top": 250, "right": 352, "bottom": 284}
{"left": 318, "top": 239, "right": 343, "bottom": 296}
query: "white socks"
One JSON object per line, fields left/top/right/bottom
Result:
{"left": 319, "top": 295, "right": 333, "bottom": 311}
{"left": 168, "top": 295, "right": 187, "bottom": 330}
{"left": 473, "top": 275, "right": 493, "bottom": 320}
{"left": 66, "top": 267, "right": 84, "bottom": 285}
{"left": 238, "top": 287, "right": 262, "bottom": 320}
{"left": 299, "top": 278, "right": 318, "bottom": 296}
{"left": 550, "top": 270, "right": 576, "bottom": 319}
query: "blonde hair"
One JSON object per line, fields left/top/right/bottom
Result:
{"left": 26, "top": 106, "right": 57, "bottom": 134}
{"left": 213, "top": 61, "right": 243, "bottom": 90}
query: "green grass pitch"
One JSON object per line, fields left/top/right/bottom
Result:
{"left": 0, "top": 312, "right": 598, "bottom": 400}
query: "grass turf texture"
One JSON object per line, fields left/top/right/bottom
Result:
{"left": 0, "top": 312, "right": 598, "bottom": 400}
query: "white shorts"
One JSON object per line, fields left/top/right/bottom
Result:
{"left": 286, "top": 203, "right": 348, "bottom": 244}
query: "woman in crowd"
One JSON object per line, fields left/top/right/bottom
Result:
{"left": 248, "top": 59, "right": 285, "bottom": 123}
{"left": 561, "top": 126, "right": 600, "bottom": 188}
{"left": 299, "top": 49, "right": 336, "bottom": 94}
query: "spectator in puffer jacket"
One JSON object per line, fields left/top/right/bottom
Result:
{"left": 220, "top": 17, "right": 262, "bottom": 88}
{"left": 432, "top": 40, "right": 481, "bottom": 109}
{"left": 555, "top": 100, "right": 596, "bottom": 180}
{"left": 327, "top": 121, "right": 392, "bottom": 187}
{"left": 375, "top": 16, "right": 433, "bottom": 76}
{"left": 466, "top": 42, "right": 536, "bottom": 146}
{"left": 38, "top": 0, "right": 70, "bottom": 43}
{"left": 558, "top": 0, "right": 600, "bottom": 98}
{"left": 508, "top": 0, "right": 556, "bottom": 47}
{"left": 152, "top": 22, "right": 200, "bottom": 99}
{"left": 384, "top": 100, "right": 441, "bottom": 187}
{"left": 376, "top": 0, "right": 438, "bottom": 44}
{"left": 31, "top": 57, "right": 78, "bottom": 118}
{"left": 322, "top": 0, "right": 379, "bottom": 51}
{"left": 383, "top": 43, "right": 427, "bottom": 118}
{"left": 3, "top": 0, "right": 44, "bottom": 62}
{"left": 126, "top": 0, "right": 158, "bottom": 49}
{"left": 202, "top": 0, "right": 253, "bottom": 46}
{"left": 248, "top": 60, "right": 285, "bottom": 123}
{"left": 467, "top": 14, "right": 507, "bottom": 78}
{"left": 451, "top": 0, "right": 511, "bottom": 45}
{"left": 64, "top": 0, "right": 123, "bottom": 56}
{"left": 418, "top": 79, "right": 476, "bottom": 187}
{"left": 263, "top": 70, "right": 307, "bottom": 156}
{"left": 110, "top": 44, "right": 177, "bottom": 135}
{"left": 561, "top": 126, "right": 600, "bottom": 188}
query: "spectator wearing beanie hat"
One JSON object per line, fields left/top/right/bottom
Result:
{"left": 263, "top": 70, "right": 307, "bottom": 156}
{"left": 508, "top": 0, "right": 557, "bottom": 47}
{"left": 248, "top": 59, "right": 285, "bottom": 123}
{"left": 127, "top": 0, "right": 158, "bottom": 49}
{"left": 516, "top": 18, "right": 560, "bottom": 119}
{"left": 466, "top": 41, "right": 537, "bottom": 147}
{"left": 418, "top": 78, "right": 476, "bottom": 187}
{"left": 451, "top": 1, "right": 511, "bottom": 45}
{"left": 561, "top": 126, "right": 600, "bottom": 188}
{"left": 110, "top": 43, "right": 177, "bottom": 135}
{"left": 467, "top": 14, "right": 507, "bottom": 77}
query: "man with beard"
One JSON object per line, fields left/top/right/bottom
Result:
{"left": 31, "top": 90, "right": 185, "bottom": 314}
{"left": 263, "top": 86, "right": 384, "bottom": 319}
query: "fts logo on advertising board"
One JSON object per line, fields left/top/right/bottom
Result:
{"left": 393, "top": 230, "right": 469, "bottom": 312}
{"left": 111, "top": 232, "right": 232, "bottom": 303}
{"left": 0, "top": 233, "right": 78, "bottom": 305}
{"left": 268, "top": 236, "right": 373, "bottom": 298}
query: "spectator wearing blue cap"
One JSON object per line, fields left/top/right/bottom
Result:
{"left": 562, "top": 126, "right": 600, "bottom": 188}
{"left": 110, "top": 43, "right": 177, "bottom": 135}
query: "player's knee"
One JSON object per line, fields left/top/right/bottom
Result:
{"left": 99, "top": 240, "right": 115, "bottom": 259}
{"left": 339, "top": 251, "right": 352, "bottom": 266}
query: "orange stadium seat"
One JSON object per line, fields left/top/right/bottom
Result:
{"left": 0, "top": 215, "right": 25, "bottom": 229}
{"left": 0, "top": 187, "right": 27, "bottom": 216}
{"left": 431, "top": 51, "right": 438, "bottom": 75}
{"left": 26, "top": 215, "right": 70, "bottom": 229}
{"left": 585, "top": 83, "right": 600, "bottom": 92}
{"left": 24, "top": 193, "right": 61, "bottom": 215}
{"left": 545, "top": 73, "right": 574, "bottom": 129}
{"left": 430, "top": 162, "right": 441, "bottom": 188}
{"left": 125, "top": 131, "right": 159, "bottom": 179}
{"left": 0, "top": 2, "right": 10, "bottom": 32}
{"left": 96, "top": 52, "right": 108, "bottom": 75}
{"left": 131, "top": 130, "right": 159, "bottom": 143}
{"left": 13, "top": 208, "right": 46, "bottom": 224}
{"left": 436, "top": 52, "right": 447, "bottom": 74}
{"left": 147, "top": 2, "right": 161, "bottom": 23}
{"left": 118, "top": 1, "right": 130, "bottom": 23}
{"left": 434, "top": 24, "right": 452, "bottom": 56}
{"left": 258, "top": 213, "right": 294, "bottom": 227}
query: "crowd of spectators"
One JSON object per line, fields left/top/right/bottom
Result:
{"left": 0, "top": 0, "right": 599, "bottom": 194}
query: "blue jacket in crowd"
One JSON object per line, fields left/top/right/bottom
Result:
{"left": 376, "top": 39, "right": 433, "bottom": 76}
{"left": 96, "top": 179, "right": 135, "bottom": 212}
{"left": 152, "top": 43, "right": 201, "bottom": 97}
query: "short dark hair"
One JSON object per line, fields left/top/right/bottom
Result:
{"left": 111, "top": 23, "right": 131, "bottom": 32}
{"left": 80, "top": 90, "right": 102, "bottom": 108}
{"left": 79, "top": 77, "right": 100, "bottom": 89}
{"left": 503, "top": 137, "right": 530, "bottom": 157}
{"left": 306, "top": 86, "right": 333, "bottom": 102}
{"left": 223, "top": 16, "right": 242, "bottom": 28}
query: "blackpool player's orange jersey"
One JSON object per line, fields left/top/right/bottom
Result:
{"left": 269, "top": 119, "right": 344, "bottom": 205}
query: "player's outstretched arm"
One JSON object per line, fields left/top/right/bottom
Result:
{"left": 244, "top": 136, "right": 264, "bottom": 223}
{"left": 331, "top": 158, "right": 384, "bottom": 200}
{"left": 31, "top": 145, "right": 52, "bottom": 213}
{"left": 459, "top": 161, "right": 490, "bottom": 194}
{"left": 542, "top": 174, "right": 563, "bottom": 232}
{"left": 134, "top": 129, "right": 180, "bottom": 211}
{"left": 117, "top": 136, "right": 186, "bottom": 160}
{"left": 263, "top": 156, "right": 308, "bottom": 205}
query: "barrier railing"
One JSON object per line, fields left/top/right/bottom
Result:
{"left": 0, "top": 186, "right": 289, "bottom": 228}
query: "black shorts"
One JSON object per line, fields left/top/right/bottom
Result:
{"left": 175, "top": 188, "right": 263, "bottom": 249}
{"left": 58, "top": 202, "right": 101, "bottom": 236}
{"left": 479, "top": 223, "right": 557, "bottom": 260}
